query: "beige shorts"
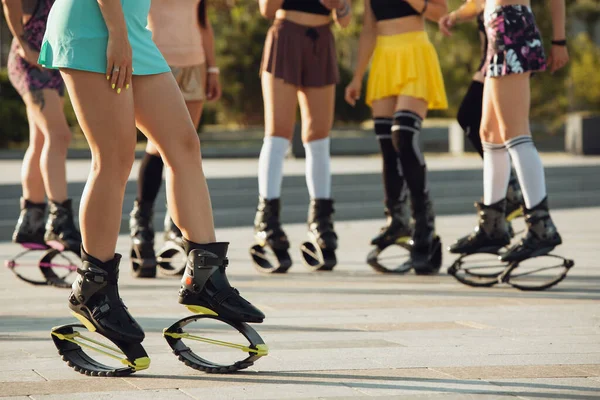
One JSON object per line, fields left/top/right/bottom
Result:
{"left": 170, "top": 63, "right": 206, "bottom": 102}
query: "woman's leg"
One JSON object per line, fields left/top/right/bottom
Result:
{"left": 259, "top": 73, "right": 297, "bottom": 200}
{"left": 21, "top": 108, "right": 46, "bottom": 203}
{"left": 457, "top": 80, "right": 485, "bottom": 158}
{"left": 369, "top": 97, "right": 412, "bottom": 246}
{"left": 59, "top": 69, "right": 145, "bottom": 343}
{"left": 391, "top": 96, "right": 438, "bottom": 271}
{"left": 61, "top": 69, "right": 137, "bottom": 261}
{"left": 297, "top": 84, "right": 337, "bottom": 250}
{"left": 12, "top": 108, "right": 47, "bottom": 245}
{"left": 297, "top": 84, "right": 335, "bottom": 199}
{"left": 22, "top": 89, "right": 71, "bottom": 203}
{"left": 22, "top": 89, "right": 81, "bottom": 250}
{"left": 132, "top": 72, "right": 263, "bottom": 323}
{"left": 489, "top": 73, "right": 562, "bottom": 261}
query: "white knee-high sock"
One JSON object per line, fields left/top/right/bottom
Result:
{"left": 482, "top": 141, "right": 511, "bottom": 205}
{"left": 505, "top": 135, "right": 547, "bottom": 208}
{"left": 258, "top": 136, "right": 289, "bottom": 199}
{"left": 304, "top": 137, "right": 331, "bottom": 199}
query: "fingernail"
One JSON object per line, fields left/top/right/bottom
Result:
{"left": 107, "top": 75, "right": 110, "bottom": 80}
{"left": 117, "top": 88, "right": 121, "bottom": 94}
{"left": 126, "top": 84, "right": 130, "bottom": 90}
{"left": 112, "top": 84, "right": 115, "bottom": 89}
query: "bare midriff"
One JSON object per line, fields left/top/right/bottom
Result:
{"left": 275, "top": 9, "right": 331, "bottom": 27}
{"left": 375, "top": 15, "right": 425, "bottom": 36}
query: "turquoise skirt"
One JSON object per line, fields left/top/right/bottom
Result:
{"left": 38, "top": 0, "right": 170, "bottom": 75}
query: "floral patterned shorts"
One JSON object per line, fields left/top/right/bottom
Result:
{"left": 484, "top": 5, "right": 547, "bottom": 77}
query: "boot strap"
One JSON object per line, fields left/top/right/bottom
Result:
{"left": 74, "top": 263, "right": 117, "bottom": 302}
{"left": 213, "top": 288, "right": 240, "bottom": 305}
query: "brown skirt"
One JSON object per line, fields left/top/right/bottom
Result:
{"left": 260, "top": 19, "right": 339, "bottom": 87}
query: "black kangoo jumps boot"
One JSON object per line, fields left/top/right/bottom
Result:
{"left": 129, "top": 200, "right": 157, "bottom": 278}
{"left": 13, "top": 197, "right": 47, "bottom": 246}
{"left": 506, "top": 172, "right": 524, "bottom": 222}
{"left": 307, "top": 199, "right": 338, "bottom": 251}
{"left": 45, "top": 199, "right": 82, "bottom": 252}
{"left": 69, "top": 249, "right": 145, "bottom": 343}
{"left": 500, "top": 197, "right": 562, "bottom": 263}
{"left": 449, "top": 200, "right": 512, "bottom": 255}
{"left": 254, "top": 198, "right": 289, "bottom": 251}
{"left": 179, "top": 240, "right": 265, "bottom": 323}
{"left": 409, "top": 194, "right": 442, "bottom": 275}
{"left": 371, "top": 198, "right": 412, "bottom": 249}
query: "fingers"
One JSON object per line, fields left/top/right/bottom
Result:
{"left": 125, "top": 65, "right": 133, "bottom": 91}
{"left": 344, "top": 87, "right": 357, "bottom": 106}
{"left": 106, "top": 58, "right": 114, "bottom": 82}
{"left": 116, "top": 65, "right": 127, "bottom": 93}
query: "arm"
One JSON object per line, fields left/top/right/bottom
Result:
{"left": 405, "top": 0, "right": 448, "bottom": 23}
{"left": 448, "top": 0, "right": 483, "bottom": 24}
{"left": 2, "top": 0, "right": 40, "bottom": 66}
{"left": 438, "top": 0, "right": 483, "bottom": 36}
{"left": 548, "top": 0, "right": 569, "bottom": 73}
{"left": 2, "top": 0, "right": 25, "bottom": 48}
{"left": 97, "top": 0, "right": 132, "bottom": 92}
{"left": 259, "top": 0, "right": 283, "bottom": 19}
{"left": 332, "top": 0, "right": 352, "bottom": 28}
{"left": 549, "top": 0, "right": 566, "bottom": 41}
{"left": 344, "top": 0, "right": 377, "bottom": 106}
{"left": 200, "top": 14, "right": 221, "bottom": 101}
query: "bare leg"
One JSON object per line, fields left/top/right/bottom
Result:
{"left": 297, "top": 84, "right": 335, "bottom": 143}
{"left": 22, "top": 89, "right": 72, "bottom": 203}
{"left": 144, "top": 99, "right": 204, "bottom": 157}
{"left": 262, "top": 73, "right": 298, "bottom": 140}
{"left": 132, "top": 73, "right": 214, "bottom": 243}
{"left": 21, "top": 107, "right": 46, "bottom": 203}
{"left": 60, "top": 69, "right": 137, "bottom": 261}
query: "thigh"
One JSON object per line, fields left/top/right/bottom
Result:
{"left": 60, "top": 69, "right": 137, "bottom": 157}
{"left": 132, "top": 73, "right": 199, "bottom": 157}
{"left": 394, "top": 95, "right": 428, "bottom": 119}
{"left": 185, "top": 100, "right": 204, "bottom": 130}
{"left": 480, "top": 78, "right": 502, "bottom": 144}
{"left": 297, "top": 84, "right": 335, "bottom": 142}
{"left": 371, "top": 97, "right": 397, "bottom": 119}
{"left": 261, "top": 72, "right": 298, "bottom": 139}
{"left": 488, "top": 73, "right": 531, "bottom": 141}
{"left": 22, "top": 89, "right": 71, "bottom": 139}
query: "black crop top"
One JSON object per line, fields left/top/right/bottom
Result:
{"left": 370, "top": 0, "right": 419, "bottom": 21}
{"left": 282, "top": 0, "right": 330, "bottom": 16}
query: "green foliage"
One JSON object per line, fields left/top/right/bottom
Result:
{"left": 0, "top": 69, "right": 28, "bottom": 147}
{"left": 0, "top": 1, "right": 599, "bottom": 146}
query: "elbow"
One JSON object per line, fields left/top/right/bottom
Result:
{"left": 2, "top": 0, "right": 17, "bottom": 6}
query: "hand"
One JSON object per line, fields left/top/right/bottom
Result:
{"left": 16, "top": 43, "right": 42, "bottom": 69}
{"left": 548, "top": 45, "right": 569, "bottom": 74}
{"left": 106, "top": 33, "right": 133, "bottom": 93}
{"left": 438, "top": 13, "right": 455, "bottom": 37}
{"left": 206, "top": 72, "right": 222, "bottom": 102}
{"left": 320, "top": 0, "right": 345, "bottom": 10}
{"left": 344, "top": 78, "right": 362, "bottom": 107}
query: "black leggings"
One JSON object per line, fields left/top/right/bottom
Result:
{"left": 457, "top": 80, "right": 484, "bottom": 158}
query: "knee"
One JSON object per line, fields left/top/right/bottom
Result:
{"left": 164, "top": 131, "right": 201, "bottom": 172}
{"left": 92, "top": 147, "right": 135, "bottom": 186}
{"left": 302, "top": 127, "right": 330, "bottom": 143}
{"left": 45, "top": 128, "right": 72, "bottom": 151}
{"left": 391, "top": 110, "right": 423, "bottom": 155}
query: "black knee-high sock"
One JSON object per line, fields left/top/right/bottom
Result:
{"left": 137, "top": 152, "right": 164, "bottom": 203}
{"left": 456, "top": 80, "right": 484, "bottom": 158}
{"left": 374, "top": 117, "right": 406, "bottom": 206}
{"left": 391, "top": 110, "right": 428, "bottom": 197}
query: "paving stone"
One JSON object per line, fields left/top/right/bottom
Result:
{"left": 1, "top": 379, "right": 137, "bottom": 397}
{"left": 432, "top": 365, "right": 591, "bottom": 380}
{"left": 0, "top": 370, "right": 45, "bottom": 383}
{"left": 30, "top": 389, "right": 193, "bottom": 400}
{"left": 485, "top": 377, "right": 600, "bottom": 400}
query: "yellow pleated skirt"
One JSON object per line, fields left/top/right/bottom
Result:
{"left": 366, "top": 31, "right": 448, "bottom": 110}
